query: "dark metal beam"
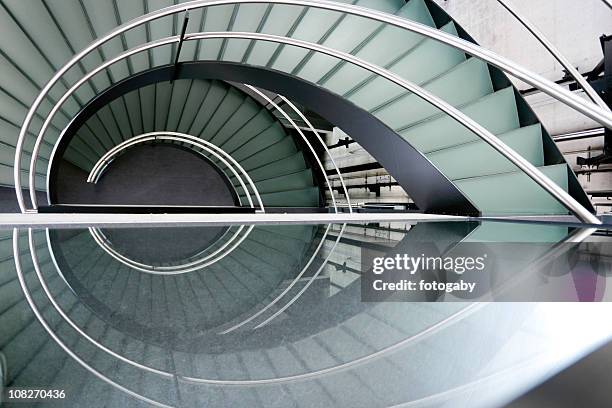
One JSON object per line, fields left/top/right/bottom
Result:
{"left": 332, "top": 181, "right": 399, "bottom": 197}
{"left": 328, "top": 137, "right": 355, "bottom": 149}
{"left": 326, "top": 162, "right": 383, "bottom": 175}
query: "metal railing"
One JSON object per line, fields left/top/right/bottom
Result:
{"left": 86, "top": 30, "right": 605, "bottom": 224}
{"left": 13, "top": 226, "right": 482, "bottom": 393}
{"left": 13, "top": 0, "right": 610, "bottom": 225}
{"left": 495, "top": 0, "right": 610, "bottom": 112}
{"left": 88, "top": 131, "right": 265, "bottom": 211}
{"left": 7, "top": 3, "right": 610, "bottom": 405}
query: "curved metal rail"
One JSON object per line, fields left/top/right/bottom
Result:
{"left": 88, "top": 224, "right": 254, "bottom": 275}
{"left": 244, "top": 85, "right": 347, "bottom": 212}
{"left": 43, "top": 30, "right": 601, "bottom": 224}
{"left": 88, "top": 132, "right": 265, "bottom": 212}
{"left": 15, "top": 226, "right": 483, "bottom": 388}
{"left": 278, "top": 95, "right": 353, "bottom": 210}
{"left": 253, "top": 223, "right": 346, "bottom": 329}
{"left": 13, "top": 229, "right": 173, "bottom": 408}
{"left": 219, "top": 223, "right": 338, "bottom": 334}
{"left": 496, "top": 0, "right": 610, "bottom": 111}
{"left": 89, "top": 139, "right": 247, "bottom": 205}
{"left": 15, "top": 27, "right": 599, "bottom": 223}
{"left": 33, "top": 36, "right": 348, "bottom": 213}
{"left": 15, "top": 0, "right": 612, "bottom": 213}
{"left": 85, "top": 132, "right": 262, "bottom": 275}
{"left": 198, "top": 32, "right": 604, "bottom": 224}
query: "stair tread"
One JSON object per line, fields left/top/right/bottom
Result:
{"left": 454, "top": 163, "right": 570, "bottom": 215}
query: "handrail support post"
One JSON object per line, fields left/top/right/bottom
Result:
{"left": 171, "top": 10, "right": 190, "bottom": 83}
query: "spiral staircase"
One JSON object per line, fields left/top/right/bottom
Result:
{"left": 0, "top": 0, "right": 611, "bottom": 407}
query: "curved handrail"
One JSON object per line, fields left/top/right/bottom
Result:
{"left": 88, "top": 136, "right": 245, "bottom": 207}
{"left": 93, "top": 225, "right": 246, "bottom": 270}
{"left": 496, "top": 0, "right": 610, "bottom": 111}
{"left": 15, "top": 0, "right": 612, "bottom": 213}
{"left": 254, "top": 223, "right": 347, "bottom": 329}
{"left": 87, "top": 132, "right": 265, "bottom": 212}
{"left": 219, "top": 223, "right": 334, "bottom": 334}
{"left": 13, "top": 229, "right": 173, "bottom": 408}
{"left": 33, "top": 36, "right": 178, "bottom": 210}
{"left": 197, "top": 32, "right": 605, "bottom": 224}
{"left": 33, "top": 231, "right": 173, "bottom": 378}
{"left": 33, "top": 30, "right": 602, "bottom": 224}
{"left": 277, "top": 95, "right": 353, "bottom": 211}
{"left": 17, "top": 225, "right": 483, "bottom": 387}
{"left": 88, "top": 224, "right": 254, "bottom": 275}
{"left": 85, "top": 132, "right": 263, "bottom": 275}
{"left": 244, "top": 85, "right": 340, "bottom": 211}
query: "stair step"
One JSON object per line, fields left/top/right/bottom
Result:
{"left": 186, "top": 80, "right": 230, "bottom": 136}
{"left": 257, "top": 225, "right": 317, "bottom": 243}
{"left": 196, "top": 4, "right": 238, "bottom": 61}
{"left": 258, "top": 186, "right": 320, "bottom": 207}
{"left": 209, "top": 97, "right": 262, "bottom": 147}
{"left": 235, "top": 135, "right": 297, "bottom": 168}
{"left": 174, "top": 80, "right": 211, "bottom": 133}
{"left": 465, "top": 222, "right": 570, "bottom": 243}
{"left": 322, "top": 0, "right": 436, "bottom": 95}
{"left": 297, "top": 0, "right": 407, "bottom": 83}
{"left": 248, "top": 226, "right": 314, "bottom": 256}
{"left": 427, "top": 124, "right": 544, "bottom": 180}
{"left": 219, "top": 110, "right": 276, "bottom": 153}
{"left": 43, "top": 1, "right": 112, "bottom": 94}
{"left": 347, "top": 21, "right": 465, "bottom": 111}
{"left": 454, "top": 164, "right": 570, "bottom": 215}
{"left": 400, "top": 86, "right": 520, "bottom": 153}
{"left": 237, "top": 169, "right": 314, "bottom": 195}
{"left": 374, "top": 57, "right": 494, "bottom": 131}
{"left": 239, "top": 152, "right": 307, "bottom": 181}
{"left": 165, "top": 79, "right": 194, "bottom": 131}
{"left": 199, "top": 87, "right": 246, "bottom": 140}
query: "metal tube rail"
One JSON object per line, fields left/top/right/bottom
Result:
{"left": 278, "top": 95, "right": 353, "bottom": 211}
{"left": 89, "top": 137, "right": 246, "bottom": 206}
{"left": 86, "top": 132, "right": 265, "bottom": 212}
{"left": 189, "top": 32, "right": 602, "bottom": 225}
{"left": 244, "top": 85, "right": 340, "bottom": 212}
{"left": 88, "top": 224, "right": 254, "bottom": 275}
{"left": 219, "top": 224, "right": 335, "bottom": 334}
{"left": 15, "top": 226, "right": 481, "bottom": 388}
{"left": 254, "top": 223, "right": 347, "bottom": 329}
{"left": 32, "top": 231, "right": 174, "bottom": 377}
{"left": 34, "top": 35, "right": 343, "bottom": 215}
{"left": 13, "top": 230, "right": 173, "bottom": 408}
{"left": 33, "top": 36, "right": 178, "bottom": 210}
{"left": 34, "top": 31, "right": 602, "bottom": 224}
{"left": 496, "top": 0, "right": 610, "bottom": 111}
{"left": 16, "top": 0, "right": 612, "bottom": 213}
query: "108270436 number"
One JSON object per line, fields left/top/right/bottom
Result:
{"left": 5, "top": 388, "right": 66, "bottom": 400}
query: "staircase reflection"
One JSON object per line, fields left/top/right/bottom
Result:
{"left": 3, "top": 220, "right": 612, "bottom": 407}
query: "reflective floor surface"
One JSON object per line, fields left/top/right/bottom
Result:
{"left": 1, "top": 219, "right": 611, "bottom": 407}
